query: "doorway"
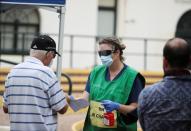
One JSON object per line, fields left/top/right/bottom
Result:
{"left": 175, "top": 10, "right": 191, "bottom": 68}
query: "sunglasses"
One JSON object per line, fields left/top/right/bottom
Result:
{"left": 98, "top": 50, "right": 114, "bottom": 56}
{"left": 46, "top": 51, "right": 56, "bottom": 58}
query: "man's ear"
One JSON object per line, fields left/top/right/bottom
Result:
{"left": 163, "top": 57, "right": 168, "bottom": 69}
{"left": 45, "top": 51, "right": 51, "bottom": 58}
{"left": 42, "top": 52, "right": 50, "bottom": 66}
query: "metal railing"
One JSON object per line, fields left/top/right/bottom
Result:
{"left": 0, "top": 59, "right": 18, "bottom": 65}
{"left": 0, "top": 32, "right": 168, "bottom": 70}
{"left": 61, "top": 73, "right": 72, "bottom": 95}
{"left": 0, "top": 59, "right": 73, "bottom": 95}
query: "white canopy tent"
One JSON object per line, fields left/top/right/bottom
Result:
{"left": 0, "top": 0, "right": 66, "bottom": 82}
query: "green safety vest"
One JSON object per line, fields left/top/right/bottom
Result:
{"left": 83, "top": 65, "right": 138, "bottom": 131}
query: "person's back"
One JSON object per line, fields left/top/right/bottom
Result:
{"left": 5, "top": 58, "right": 60, "bottom": 130}
{"left": 139, "top": 73, "right": 191, "bottom": 131}
{"left": 3, "top": 35, "right": 68, "bottom": 131}
{"left": 138, "top": 38, "right": 191, "bottom": 131}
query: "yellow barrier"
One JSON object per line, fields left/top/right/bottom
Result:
{"left": 72, "top": 120, "right": 84, "bottom": 131}
{"left": 0, "top": 68, "right": 164, "bottom": 93}
{"left": 72, "top": 120, "right": 143, "bottom": 131}
{"left": 138, "top": 128, "right": 143, "bottom": 131}
{"left": 0, "top": 96, "right": 3, "bottom": 108}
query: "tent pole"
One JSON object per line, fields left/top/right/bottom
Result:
{"left": 56, "top": 6, "right": 65, "bottom": 82}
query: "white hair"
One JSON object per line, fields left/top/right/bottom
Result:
{"left": 30, "top": 49, "right": 47, "bottom": 60}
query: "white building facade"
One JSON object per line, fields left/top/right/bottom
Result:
{"left": 0, "top": 0, "right": 191, "bottom": 71}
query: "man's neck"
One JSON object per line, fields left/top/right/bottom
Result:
{"left": 164, "top": 68, "right": 191, "bottom": 77}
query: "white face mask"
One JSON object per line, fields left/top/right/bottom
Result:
{"left": 100, "top": 55, "right": 113, "bottom": 67}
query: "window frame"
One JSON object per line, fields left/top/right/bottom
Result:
{"left": 0, "top": 8, "right": 40, "bottom": 55}
{"left": 98, "top": 0, "right": 117, "bottom": 36}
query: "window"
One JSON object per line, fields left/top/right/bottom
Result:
{"left": 0, "top": 7, "right": 40, "bottom": 54}
{"left": 97, "top": 0, "right": 117, "bottom": 36}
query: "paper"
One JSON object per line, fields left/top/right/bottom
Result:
{"left": 69, "top": 98, "right": 89, "bottom": 112}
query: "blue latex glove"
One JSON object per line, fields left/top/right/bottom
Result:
{"left": 101, "top": 100, "right": 120, "bottom": 112}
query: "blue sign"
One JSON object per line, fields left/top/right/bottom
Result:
{"left": 0, "top": 0, "right": 65, "bottom": 6}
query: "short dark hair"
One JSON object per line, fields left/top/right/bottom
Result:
{"left": 163, "top": 38, "right": 190, "bottom": 68}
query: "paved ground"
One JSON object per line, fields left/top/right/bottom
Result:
{"left": 0, "top": 108, "right": 9, "bottom": 126}
{"left": 0, "top": 94, "right": 141, "bottom": 131}
{"left": 0, "top": 107, "right": 87, "bottom": 131}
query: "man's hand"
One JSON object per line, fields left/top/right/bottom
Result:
{"left": 102, "top": 100, "right": 120, "bottom": 112}
{"left": 65, "top": 94, "right": 75, "bottom": 104}
{"left": 3, "top": 106, "right": 8, "bottom": 113}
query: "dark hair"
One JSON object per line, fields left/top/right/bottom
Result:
{"left": 99, "top": 37, "right": 126, "bottom": 61}
{"left": 163, "top": 38, "right": 190, "bottom": 68}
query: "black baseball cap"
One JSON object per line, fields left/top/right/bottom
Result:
{"left": 31, "top": 35, "right": 60, "bottom": 56}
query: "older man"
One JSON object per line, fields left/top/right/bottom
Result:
{"left": 138, "top": 38, "right": 191, "bottom": 131}
{"left": 3, "top": 35, "right": 68, "bottom": 131}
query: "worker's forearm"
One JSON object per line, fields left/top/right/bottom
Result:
{"left": 118, "top": 103, "right": 137, "bottom": 115}
{"left": 82, "top": 91, "right": 89, "bottom": 101}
